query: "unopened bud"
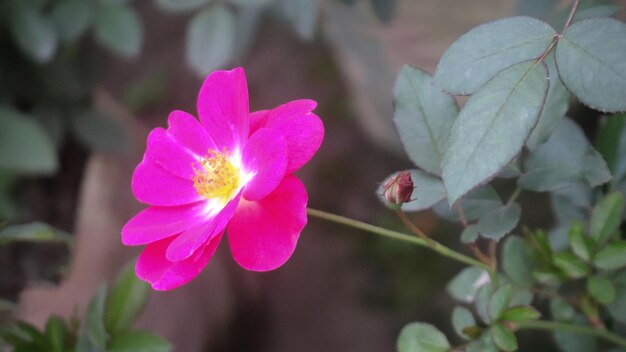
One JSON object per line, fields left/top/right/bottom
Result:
{"left": 382, "top": 171, "right": 414, "bottom": 205}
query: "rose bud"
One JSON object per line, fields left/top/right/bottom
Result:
{"left": 382, "top": 171, "right": 414, "bottom": 205}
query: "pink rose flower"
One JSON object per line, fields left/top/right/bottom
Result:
{"left": 121, "top": 68, "right": 324, "bottom": 290}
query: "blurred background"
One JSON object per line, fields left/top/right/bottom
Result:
{"left": 0, "top": 0, "right": 624, "bottom": 350}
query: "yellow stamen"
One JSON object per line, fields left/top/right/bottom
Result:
{"left": 192, "top": 149, "right": 240, "bottom": 201}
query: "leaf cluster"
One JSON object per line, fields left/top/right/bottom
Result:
{"left": 0, "top": 262, "right": 169, "bottom": 352}
{"left": 386, "top": 1, "right": 626, "bottom": 351}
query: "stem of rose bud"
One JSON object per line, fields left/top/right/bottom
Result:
{"left": 394, "top": 209, "right": 437, "bottom": 247}
{"left": 306, "top": 208, "right": 493, "bottom": 273}
{"left": 516, "top": 320, "right": 626, "bottom": 348}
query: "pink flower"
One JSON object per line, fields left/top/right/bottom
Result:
{"left": 121, "top": 68, "right": 324, "bottom": 290}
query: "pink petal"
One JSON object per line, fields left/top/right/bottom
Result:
{"left": 197, "top": 68, "right": 249, "bottom": 152}
{"left": 136, "top": 233, "right": 223, "bottom": 291}
{"left": 167, "top": 110, "right": 217, "bottom": 156}
{"left": 242, "top": 128, "right": 288, "bottom": 201}
{"left": 122, "top": 201, "right": 210, "bottom": 245}
{"left": 165, "top": 194, "right": 240, "bottom": 261}
{"left": 131, "top": 157, "right": 202, "bottom": 206}
{"left": 146, "top": 128, "right": 198, "bottom": 179}
{"left": 249, "top": 110, "right": 269, "bottom": 135}
{"left": 255, "top": 99, "right": 323, "bottom": 174}
{"left": 227, "top": 175, "right": 308, "bottom": 271}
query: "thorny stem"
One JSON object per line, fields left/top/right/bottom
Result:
{"left": 394, "top": 209, "right": 437, "bottom": 247}
{"left": 516, "top": 320, "right": 626, "bottom": 348}
{"left": 306, "top": 208, "right": 493, "bottom": 273}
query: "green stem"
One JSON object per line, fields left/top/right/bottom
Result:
{"left": 517, "top": 320, "right": 626, "bottom": 348}
{"left": 307, "top": 208, "right": 493, "bottom": 273}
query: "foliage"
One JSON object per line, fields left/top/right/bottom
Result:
{"left": 0, "top": 261, "right": 168, "bottom": 352}
{"left": 381, "top": 1, "right": 626, "bottom": 351}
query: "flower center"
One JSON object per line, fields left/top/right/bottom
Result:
{"left": 192, "top": 149, "right": 240, "bottom": 201}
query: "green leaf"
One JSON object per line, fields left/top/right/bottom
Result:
{"left": 393, "top": 66, "right": 457, "bottom": 175}
{"left": 10, "top": 4, "right": 58, "bottom": 63}
{"left": 608, "top": 272, "right": 626, "bottom": 323}
{"left": 574, "top": 5, "right": 623, "bottom": 21}
{"left": 596, "top": 114, "right": 626, "bottom": 177}
{"left": 555, "top": 18, "right": 626, "bottom": 112}
{"left": 553, "top": 252, "right": 590, "bottom": 279}
{"left": 434, "top": 16, "right": 556, "bottom": 95}
{"left": 526, "top": 55, "right": 570, "bottom": 150}
{"left": 85, "top": 284, "right": 108, "bottom": 349}
{"left": 397, "top": 322, "right": 450, "bottom": 352}
{"left": 0, "top": 107, "right": 58, "bottom": 174}
{"left": 186, "top": 5, "right": 235, "bottom": 76}
{"left": 71, "top": 109, "right": 130, "bottom": 153}
{"left": 51, "top": 0, "right": 93, "bottom": 41}
{"left": 460, "top": 225, "right": 479, "bottom": 244}
{"left": 475, "top": 283, "right": 492, "bottom": 323}
{"left": 447, "top": 267, "right": 490, "bottom": 303}
{"left": 550, "top": 297, "right": 576, "bottom": 321}
{"left": 502, "top": 236, "right": 535, "bottom": 287}
{"left": 590, "top": 191, "right": 624, "bottom": 244}
{"left": 594, "top": 241, "right": 626, "bottom": 270}
{"left": 553, "top": 316, "right": 596, "bottom": 352}
{"left": 370, "top": 0, "right": 395, "bottom": 23}
{"left": 105, "top": 261, "right": 150, "bottom": 334}
{"left": 451, "top": 307, "right": 476, "bottom": 339}
{"left": 490, "top": 323, "right": 518, "bottom": 352}
{"left": 467, "top": 333, "right": 498, "bottom": 352}
{"left": 587, "top": 275, "right": 615, "bottom": 305}
{"left": 434, "top": 185, "right": 502, "bottom": 222}
{"left": 277, "top": 0, "right": 318, "bottom": 40}
{"left": 519, "top": 118, "right": 612, "bottom": 191}
{"left": 477, "top": 203, "right": 521, "bottom": 241}
{"left": 568, "top": 222, "right": 594, "bottom": 261}
{"left": 108, "top": 331, "right": 171, "bottom": 352}
{"left": 442, "top": 60, "right": 549, "bottom": 204}
{"left": 95, "top": 2, "right": 142, "bottom": 58}
{"left": 500, "top": 305, "right": 541, "bottom": 322}
{"left": 45, "top": 316, "right": 68, "bottom": 352}
{"left": 155, "top": 0, "right": 210, "bottom": 12}
{"left": 488, "top": 285, "right": 513, "bottom": 321}
{"left": 0, "top": 222, "right": 71, "bottom": 246}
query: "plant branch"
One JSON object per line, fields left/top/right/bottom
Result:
{"left": 516, "top": 320, "right": 626, "bottom": 348}
{"left": 307, "top": 208, "right": 493, "bottom": 273}
{"left": 562, "top": 0, "right": 581, "bottom": 32}
{"left": 394, "top": 209, "right": 436, "bottom": 246}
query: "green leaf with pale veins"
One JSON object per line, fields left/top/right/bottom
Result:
{"left": 590, "top": 191, "right": 624, "bottom": 244}
{"left": 397, "top": 322, "right": 450, "bottom": 352}
{"left": 553, "top": 252, "right": 590, "bottom": 279}
{"left": 490, "top": 323, "right": 518, "bottom": 352}
{"left": 500, "top": 305, "right": 541, "bottom": 322}
{"left": 587, "top": 275, "right": 615, "bottom": 305}
{"left": 186, "top": 5, "right": 235, "bottom": 76}
{"left": 434, "top": 16, "right": 556, "bottom": 95}
{"left": 594, "top": 241, "right": 626, "bottom": 270}
{"left": 451, "top": 306, "right": 476, "bottom": 339}
{"left": 105, "top": 261, "right": 150, "bottom": 334}
{"left": 433, "top": 185, "right": 502, "bottom": 222}
{"left": 502, "top": 236, "right": 535, "bottom": 287}
{"left": 556, "top": 18, "right": 626, "bottom": 112}
{"left": 519, "top": 118, "right": 612, "bottom": 191}
{"left": 488, "top": 285, "right": 513, "bottom": 320}
{"left": 477, "top": 203, "right": 521, "bottom": 241}
{"left": 393, "top": 66, "right": 457, "bottom": 175}
{"left": 447, "top": 267, "right": 490, "bottom": 303}
{"left": 527, "top": 54, "right": 569, "bottom": 150}
{"left": 442, "top": 60, "right": 549, "bottom": 204}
